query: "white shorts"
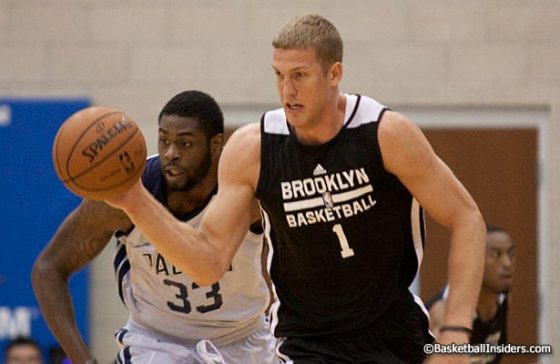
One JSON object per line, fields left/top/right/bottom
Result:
{"left": 114, "top": 318, "right": 278, "bottom": 364}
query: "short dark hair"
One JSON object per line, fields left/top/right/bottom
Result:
{"left": 158, "top": 90, "right": 224, "bottom": 139}
{"left": 4, "top": 336, "right": 42, "bottom": 361}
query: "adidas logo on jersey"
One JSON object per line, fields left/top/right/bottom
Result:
{"left": 313, "top": 164, "right": 327, "bottom": 176}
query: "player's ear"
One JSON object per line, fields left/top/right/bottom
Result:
{"left": 210, "top": 133, "right": 224, "bottom": 158}
{"left": 328, "top": 62, "right": 342, "bottom": 86}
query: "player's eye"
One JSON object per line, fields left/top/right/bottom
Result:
{"left": 179, "top": 141, "right": 192, "bottom": 148}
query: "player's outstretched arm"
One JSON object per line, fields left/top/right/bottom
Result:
{"left": 378, "top": 111, "right": 486, "bottom": 346}
{"left": 105, "top": 123, "right": 261, "bottom": 286}
{"left": 31, "top": 200, "right": 131, "bottom": 364}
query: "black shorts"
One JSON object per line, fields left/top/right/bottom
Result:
{"left": 276, "top": 292, "right": 434, "bottom": 364}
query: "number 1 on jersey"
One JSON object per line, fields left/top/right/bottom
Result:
{"left": 332, "top": 224, "right": 354, "bottom": 258}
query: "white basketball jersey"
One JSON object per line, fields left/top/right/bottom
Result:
{"left": 113, "top": 158, "right": 270, "bottom": 344}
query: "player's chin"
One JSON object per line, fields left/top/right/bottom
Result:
{"left": 499, "top": 284, "right": 512, "bottom": 294}
{"left": 165, "top": 178, "right": 188, "bottom": 191}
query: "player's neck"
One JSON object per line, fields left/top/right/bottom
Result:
{"left": 477, "top": 287, "right": 500, "bottom": 322}
{"left": 293, "top": 93, "right": 346, "bottom": 145}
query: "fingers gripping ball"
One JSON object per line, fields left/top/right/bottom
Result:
{"left": 52, "top": 106, "right": 147, "bottom": 200}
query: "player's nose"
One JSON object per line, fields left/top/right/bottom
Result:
{"left": 163, "top": 143, "right": 180, "bottom": 160}
{"left": 500, "top": 253, "right": 514, "bottom": 269}
{"left": 281, "top": 79, "right": 297, "bottom": 98}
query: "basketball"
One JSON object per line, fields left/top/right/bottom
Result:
{"left": 52, "top": 106, "right": 147, "bottom": 200}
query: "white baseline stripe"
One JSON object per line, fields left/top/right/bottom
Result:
{"left": 332, "top": 185, "right": 373, "bottom": 204}
{"left": 283, "top": 197, "right": 324, "bottom": 212}
{"left": 283, "top": 185, "right": 373, "bottom": 212}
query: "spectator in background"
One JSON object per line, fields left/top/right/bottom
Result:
{"left": 426, "top": 225, "right": 515, "bottom": 364}
{"left": 4, "top": 336, "right": 43, "bottom": 364}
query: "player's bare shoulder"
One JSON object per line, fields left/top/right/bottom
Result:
{"left": 225, "top": 122, "right": 261, "bottom": 155}
{"left": 220, "top": 122, "right": 261, "bottom": 189}
{"left": 377, "top": 110, "right": 435, "bottom": 176}
{"left": 378, "top": 110, "right": 415, "bottom": 142}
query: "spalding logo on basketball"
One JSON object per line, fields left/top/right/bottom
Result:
{"left": 52, "top": 106, "right": 147, "bottom": 200}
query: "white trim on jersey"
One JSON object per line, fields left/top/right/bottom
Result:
{"left": 346, "top": 95, "right": 386, "bottom": 129}
{"left": 412, "top": 293, "right": 436, "bottom": 340}
{"left": 410, "top": 199, "right": 433, "bottom": 336}
{"left": 275, "top": 338, "right": 294, "bottom": 364}
{"left": 263, "top": 109, "right": 290, "bottom": 135}
{"left": 498, "top": 293, "right": 506, "bottom": 304}
{"left": 410, "top": 198, "right": 425, "bottom": 275}
{"left": 260, "top": 203, "right": 282, "bottom": 337}
{"left": 263, "top": 94, "right": 387, "bottom": 136}
{"left": 114, "top": 239, "right": 131, "bottom": 304}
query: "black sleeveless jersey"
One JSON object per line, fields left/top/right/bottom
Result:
{"left": 426, "top": 287, "right": 508, "bottom": 364}
{"left": 256, "top": 94, "right": 426, "bottom": 337}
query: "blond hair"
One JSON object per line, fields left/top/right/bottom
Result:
{"left": 272, "top": 14, "right": 343, "bottom": 71}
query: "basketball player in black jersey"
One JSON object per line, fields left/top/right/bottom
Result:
{"left": 427, "top": 226, "right": 515, "bottom": 364}
{"left": 105, "top": 14, "right": 486, "bottom": 363}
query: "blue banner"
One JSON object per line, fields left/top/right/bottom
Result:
{"left": 0, "top": 99, "right": 90, "bottom": 361}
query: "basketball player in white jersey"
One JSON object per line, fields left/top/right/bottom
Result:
{"left": 104, "top": 15, "right": 486, "bottom": 364}
{"left": 32, "top": 90, "right": 276, "bottom": 364}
